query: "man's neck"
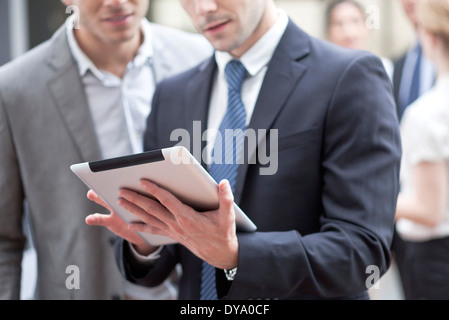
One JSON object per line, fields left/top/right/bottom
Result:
{"left": 434, "top": 52, "right": 449, "bottom": 76}
{"left": 230, "top": 3, "right": 280, "bottom": 58}
{"left": 73, "top": 28, "right": 143, "bottom": 78}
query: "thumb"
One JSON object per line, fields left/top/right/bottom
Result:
{"left": 85, "top": 213, "right": 113, "bottom": 227}
{"left": 218, "top": 180, "right": 234, "bottom": 212}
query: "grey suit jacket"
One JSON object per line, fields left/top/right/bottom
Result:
{"left": 0, "top": 22, "right": 211, "bottom": 300}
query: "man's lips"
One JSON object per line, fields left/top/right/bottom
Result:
{"left": 204, "top": 20, "right": 230, "bottom": 33}
{"left": 103, "top": 13, "right": 133, "bottom": 23}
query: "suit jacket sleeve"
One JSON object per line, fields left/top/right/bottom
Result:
{"left": 114, "top": 238, "right": 180, "bottom": 288}
{"left": 227, "top": 54, "right": 401, "bottom": 299}
{"left": 118, "top": 85, "right": 182, "bottom": 289}
{"left": 0, "top": 86, "right": 26, "bottom": 300}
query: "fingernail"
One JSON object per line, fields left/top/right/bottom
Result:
{"left": 221, "top": 180, "right": 230, "bottom": 192}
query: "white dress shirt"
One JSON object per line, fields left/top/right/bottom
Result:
{"left": 398, "top": 74, "right": 449, "bottom": 241}
{"left": 66, "top": 18, "right": 156, "bottom": 158}
{"left": 205, "top": 10, "right": 289, "bottom": 162}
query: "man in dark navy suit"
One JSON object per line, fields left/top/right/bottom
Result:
{"left": 87, "top": 0, "right": 401, "bottom": 300}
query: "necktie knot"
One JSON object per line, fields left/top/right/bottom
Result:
{"left": 225, "top": 60, "right": 247, "bottom": 93}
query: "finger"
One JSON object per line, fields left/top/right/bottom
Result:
{"left": 140, "top": 180, "right": 186, "bottom": 216}
{"left": 118, "top": 196, "right": 169, "bottom": 231}
{"left": 119, "top": 188, "right": 177, "bottom": 225}
{"left": 86, "top": 212, "right": 146, "bottom": 246}
{"left": 87, "top": 190, "right": 112, "bottom": 212}
{"left": 218, "top": 180, "right": 234, "bottom": 213}
{"left": 128, "top": 222, "right": 170, "bottom": 238}
{"left": 128, "top": 223, "right": 177, "bottom": 244}
{"left": 85, "top": 211, "right": 127, "bottom": 229}
{"left": 85, "top": 213, "right": 113, "bottom": 227}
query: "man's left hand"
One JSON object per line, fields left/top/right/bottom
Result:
{"left": 118, "top": 179, "right": 239, "bottom": 270}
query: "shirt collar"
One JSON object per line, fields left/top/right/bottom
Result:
{"left": 133, "top": 19, "right": 154, "bottom": 68}
{"left": 215, "top": 9, "right": 289, "bottom": 78}
{"left": 66, "top": 17, "right": 154, "bottom": 79}
{"left": 436, "top": 73, "right": 449, "bottom": 89}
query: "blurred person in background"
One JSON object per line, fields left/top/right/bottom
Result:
{"left": 0, "top": 0, "right": 211, "bottom": 300}
{"left": 393, "top": 0, "right": 435, "bottom": 121}
{"left": 326, "top": 0, "right": 402, "bottom": 300}
{"left": 391, "top": 0, "right": 436, "bottom": 300}
{"left": 325, "top": 0, "right": 393, "bottom": 80}
{"left": 395, "top": 0, "right": 449, "bottom": 300}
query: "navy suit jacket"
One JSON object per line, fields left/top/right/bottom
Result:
{"left": 117, "top": 20, "right": 401, "bottom": 300}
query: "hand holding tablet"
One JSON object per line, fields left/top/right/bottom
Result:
{"left": 71, "top": 146, "right": 256, "bottom": 247}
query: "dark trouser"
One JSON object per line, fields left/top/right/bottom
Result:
{"left": 393, "top": 232, "right": 449, "bottom": 300}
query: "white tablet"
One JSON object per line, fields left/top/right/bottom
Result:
{"left": 71, "top": 146, "right": 257, "bottom": 246}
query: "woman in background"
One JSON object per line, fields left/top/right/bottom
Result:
{"left": 396, "top": 0, "right": 449, "bottom": 300}
{"left": 325, "top": 0, "right": 393, "bottom": 80}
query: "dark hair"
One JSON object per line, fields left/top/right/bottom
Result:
{"left": 325, "top": 0, "right": 366, "bottom": 30}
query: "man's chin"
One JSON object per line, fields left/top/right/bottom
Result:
{"left": 105, "top": 29, "right": 141, "bottom": 45}
{"left": 207, "top": 38, "right": 241, "bottom": 54}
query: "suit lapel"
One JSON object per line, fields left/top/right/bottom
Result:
{"left": 151, "top": 57, "right": 172, "bottom": 84}
{"left": 47, "top": 27, "right": 102, "bottom": 162}
{"left": 184, "top": 58, "right": 217, "bottom": 166}
{"left": 233, "top": 21, "right": 311, "bottom": 204}
{"left": 150, "top": 25, "right": 174, "bottom": 83}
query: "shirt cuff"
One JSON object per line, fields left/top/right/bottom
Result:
{"left": 127, "top": 242, "right": 164, "bottom": 264}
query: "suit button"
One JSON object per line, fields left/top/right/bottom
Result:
{"left": 109, "top": 237, "right": 117, "bottom": 246}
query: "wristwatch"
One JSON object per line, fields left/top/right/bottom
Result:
{"left": 224, "top": 267, "right": 238, "bottom": 281}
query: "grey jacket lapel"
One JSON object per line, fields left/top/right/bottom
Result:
{"left": 150, "top": 24, "right": 174, "bottom": 83}
{"left": 151, "top": 49, "right": 172, "bottom": 84}
{"left": 46, "top": 27, "right": 102, "bottom": 162}
{"left": 233, "top": 21, "right": 311, "bottom": 204}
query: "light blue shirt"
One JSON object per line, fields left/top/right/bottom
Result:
{"left": 66, "top": 19, "right": 156, "bottom": 158}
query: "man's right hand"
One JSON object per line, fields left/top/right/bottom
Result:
{"left": 85, "top": 190, "right": 159, "bottom": 256}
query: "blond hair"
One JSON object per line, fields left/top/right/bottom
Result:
{"left": 417, "top": 0, "right": 449, "bottom": 48}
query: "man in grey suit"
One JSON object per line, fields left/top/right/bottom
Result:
{"left": 0, "top": 0, "right": 211, "bottom": 300}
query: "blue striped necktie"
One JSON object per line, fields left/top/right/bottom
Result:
{"left": 200, "top": 60, "right": 248, "bottom": 300}
{"left": 408, "top": 44, "right": 422, "bottom": 107}
{"left": 400, "top": 44, "right": 423, "bottom": 120}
